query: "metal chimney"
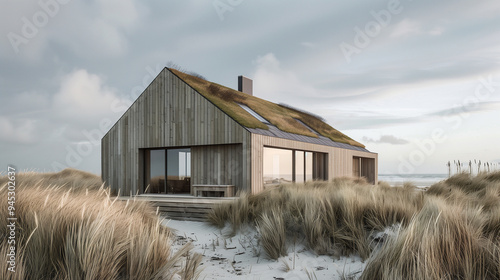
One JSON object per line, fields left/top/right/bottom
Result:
{"left": 238, "top": 75, "right": 253, "bottom": 96}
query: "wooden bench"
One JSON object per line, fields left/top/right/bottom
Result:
{"left": 192, "top": 185, "right": 235, "bottom": 197}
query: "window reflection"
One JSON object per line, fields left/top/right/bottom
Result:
{"left": 149, "top": 150, "right": 165, "bottom": 193}
{"left": 295, "top": 151, "right": 304, "bottom": 183}
{"left": 145, "top": 148, "right": 191, "bottom": 194}
{"left": 167, "top": 148, "right": 191, "bottom": 194}
{"left": 305, "top": 152, "right": 313, "bottom": 181}
{"left": 263, "top": 148, "right": 293, "bottom": 186}
{"left": 264, "top": 147, "right": 325, "bottom": 188}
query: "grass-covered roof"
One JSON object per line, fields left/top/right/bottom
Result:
{"left": 169, "top": 68, "right": 364, "bottom": 148}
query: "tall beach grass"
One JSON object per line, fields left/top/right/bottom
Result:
{"left": 208, "top": 177, "right": 425, "bottom": 260}
{"left": 207, "top": 172, "right": 500, "bottom": 279}
{"left": 0, "top": 169, "right": 200, "bottom": 280}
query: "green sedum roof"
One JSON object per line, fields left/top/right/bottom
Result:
{"left": 169, "top": 68, "right": 365, "bottom": 148}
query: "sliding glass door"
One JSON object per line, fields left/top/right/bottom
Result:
{"left": 166, "top": 148, "right": 191, "bottom": 194}
{"left": 145, "top": 148, "right": 191, "bottom": 194}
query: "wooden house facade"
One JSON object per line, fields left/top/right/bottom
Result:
{"left": 102, "top": 68, "right": 377, "bottom": 197}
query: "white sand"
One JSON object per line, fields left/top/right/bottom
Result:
{"left": 165, "top": 219, "right": 367, "bottom": 279}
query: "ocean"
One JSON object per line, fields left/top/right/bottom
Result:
{"left": 378, "top": 174, "right": 449, "bottom": 188}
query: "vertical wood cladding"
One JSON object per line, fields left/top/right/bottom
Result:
{"left": 191, "top": 144, "right": 244, "bottom": 192}
{"left": 102, "top": 68, "right": 251, "bottom": 194}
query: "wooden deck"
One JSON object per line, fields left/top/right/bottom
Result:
{"left": 119, "top": 195, "right": 237, "bottom": 222}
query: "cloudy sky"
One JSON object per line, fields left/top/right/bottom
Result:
{"left": 1, "top": 0, "right": 499, "bottom": 175}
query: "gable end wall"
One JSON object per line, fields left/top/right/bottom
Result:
{"left": 102, "top": 68, "right": 252, "bottom": 195}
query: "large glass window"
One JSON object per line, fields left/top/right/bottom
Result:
{"left": 263, "top": 147, "right": 293, "bottom": 186}
{"left": 264, "top": 147, "right": 326, "bottom": 188}
{"left": 145, "top": 148, "right": 191, "bottom": 194}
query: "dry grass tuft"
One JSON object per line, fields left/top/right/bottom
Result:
{"left": 208, "top": 172, "right": 500, "bottom": 279}
{"left": 256, "top": 210, "right": 287, "bottom": 259}
{"left": 361, "top": 171, "right": 500, "bottom": 280}
{"left": 0, "top": 169, "right": 201, "bottom": 279}
{"left": 179, "top": 249, "right": 204, "bottom": 280}
{"left": 207, "top": 177, "right": 423, "bottom": 260}
{"left": 361, "top": 197, "right": 500, "bottom": 280}
{"left": 427, "top": 171, "right": 500, "bottom": 238}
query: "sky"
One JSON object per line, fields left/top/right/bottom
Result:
{"left": 1, "top": 0, "right": 499, "bottom": 175}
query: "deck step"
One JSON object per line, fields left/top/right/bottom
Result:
{"left": 118, "top": 195, "right": 235, "bottom": 222}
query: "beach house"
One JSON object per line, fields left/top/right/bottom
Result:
{"left": 101, "top": 68, "right": 377, "bottom": 197}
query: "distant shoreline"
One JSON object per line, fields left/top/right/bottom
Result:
{"left": 378, "top": 173, "right": 448, "bottom": 188}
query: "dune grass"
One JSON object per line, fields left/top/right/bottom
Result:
{"left": 207, "top": 177, "right": 424, "bottom": 260}
{"left": 0, "top": 168, "right": 104, "bottom": 193}
{"left": 361, "top": 171, "right": 499, "bottom": 280}
{"left": 207, "top": 172, "right": 500, "bottom": 279}
{"left": 0, "top": 169, "right": 201, "bottom": 280}
{"left": 361, "top": 197, "right": 499, "bottom": 280}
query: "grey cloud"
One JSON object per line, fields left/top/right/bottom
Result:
{"left": 334, "top": 116, "right": 417, "bottom": 130}
{"left": 330, "top": 101, "right": 500, "bottom": 130}
{"left": 362, "top": 135, "right": 409, "bottom": 145}
{"left": 427, "top": 102, "right": 500, "bottom": 118}
{"left": 325, "top": 59, "right": 499, "bottom": 93}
